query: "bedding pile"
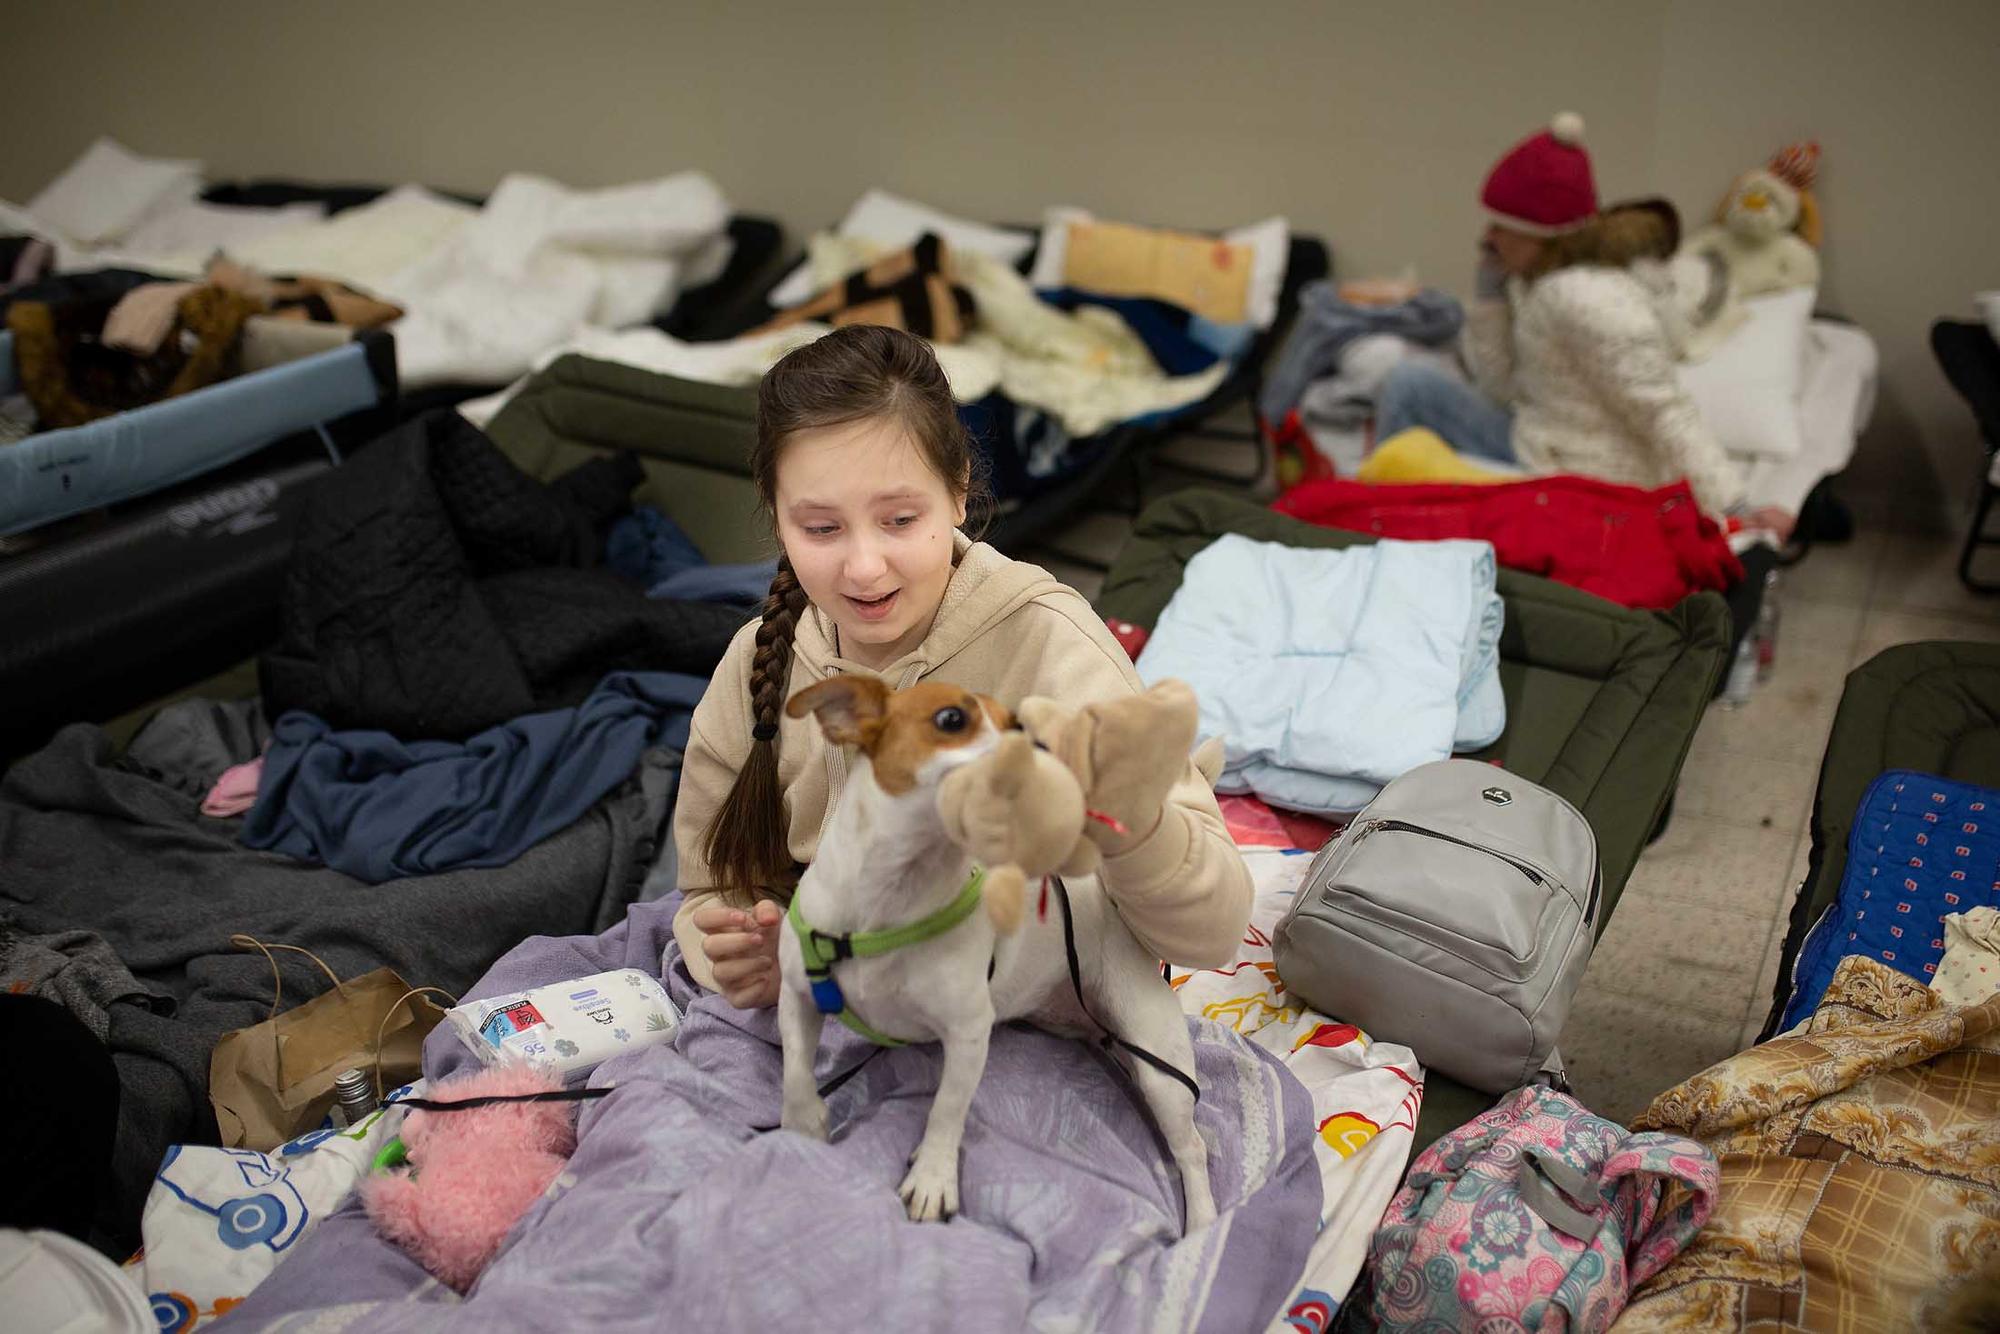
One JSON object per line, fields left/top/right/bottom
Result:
{"left": 1620, "top": 954, "right": 2000, "bottom": 1330}
{"left": 213, "top": 892, "right": 1327, "bottom": 1333}
{"left": 2, "top": 138, "right": 735, "bottom": 390}
{"left": 461, "top": 189, "right": 1292, "bottom": 500}
{"left": 0, "top": 699, "right": 669, "bottom": 1250}
{"left": 121, "top": 853, "right": 1419, "bottom": 1330}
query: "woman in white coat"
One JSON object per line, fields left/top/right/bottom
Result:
{"left": 1378, "top": 113, "right": 1792, "bottom": 538}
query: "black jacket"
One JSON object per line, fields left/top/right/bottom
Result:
{"left": 261, "top": 411, "right": 743, "bottom": 740}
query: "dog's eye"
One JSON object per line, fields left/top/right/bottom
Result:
{"left": 932, "top": 706, "right": 969, "bottom": 734}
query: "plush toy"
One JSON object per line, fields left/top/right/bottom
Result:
{"left": 938, "top": 729, "right": 1096, "bottom": 932}
{"left": 1682, "top": 141, "right": 1822, "bottom": 301}
{"left": 937, "top": 679, "right": 1212, "bottom": 932}
{"left": 362, "top": 1064, "right": 579, "bottom": 1293}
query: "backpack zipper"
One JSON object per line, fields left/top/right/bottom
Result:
{"left": 1351, "top": 818, "right": 1551, "bottom": 887}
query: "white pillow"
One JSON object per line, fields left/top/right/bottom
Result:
{"left": 1027, "top": 207, "right": 1291, "bottom": 330}
{"left": 27, "top": 137, "right": 203, "bottom": 246}
{"left": 766, "top": 189, "right": 1035, "bottom": 308}
{"left": 1678, "top": 286, "right": 1815, "bottom": 460}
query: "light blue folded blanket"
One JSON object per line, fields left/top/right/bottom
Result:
{"left": 1135, "top": 534, "right": 1505, "bottom": 815}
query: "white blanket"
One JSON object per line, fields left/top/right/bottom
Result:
{"left": 8, "top": 141, "right": 735, "bottom": 391}
{"left": 337, "top": 172, "right": 730, "bottom": 387}
{"left": 1173, "top": 848, "right": 1422, "bottom": 1325}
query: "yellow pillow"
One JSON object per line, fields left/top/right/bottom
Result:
{"left": 1061, "top": 220, "right": 1253, "bottom": 324}
{"left": 1355, "top": 429, "right": 1511, "bottom": 485}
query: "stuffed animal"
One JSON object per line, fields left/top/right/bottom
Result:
{"left": 362, "top": 1064, "right": 578, "bottom": 1293}
{"left": 938, "top": 730, "right": 1097, "bottom": 933}
{"left": 936, "top": 679, "right": 1212, "bottom": 932}
{"left": 1681, "top": 141, "right": 1822, "bottom": 301}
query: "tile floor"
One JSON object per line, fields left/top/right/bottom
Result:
{"left": 1567, "top": 523, "right": 2000, "bottom": 1120}
{"left": 1021, "top": 448, "right": 2000, "bottom": 1123}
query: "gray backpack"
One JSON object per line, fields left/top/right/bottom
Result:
{"left": 1273, "top": 759, "right": 1600, "bottom": 1093}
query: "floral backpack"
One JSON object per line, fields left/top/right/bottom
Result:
{"left": 1351, "top": 1085, "right": 1718, "bottom": 1332}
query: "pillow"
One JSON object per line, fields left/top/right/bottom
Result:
{"left": 26, "top": 137, "right": 203, "bottom": 246}
{"left": 1677, "top": 286, "right": 1815, "bottom": 460}
{"left": 766, "top": 190, "right": 1034, "bottom": 308}
{"left": 756, "top": 233, "right": 973, "bottom": 343}
{"left": 1054, "top": 220, "right": 1253, "bottom": 325}
{"left": 1030, "top": 208, "right": 1290, "bottom": 329}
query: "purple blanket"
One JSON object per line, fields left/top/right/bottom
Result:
{"left": 222, "top": 898, "right": 1322, "bottom": 1333}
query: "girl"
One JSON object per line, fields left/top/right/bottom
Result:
{"left": 672, "top": 324, "right": 1251, "bottom": 1008}
{"left": 1376, "top": 114, "right": 1783, "bottom": 533}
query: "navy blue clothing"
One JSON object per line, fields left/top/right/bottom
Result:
{"left": 243, "top": 671, "right": 705, "bottom": 883}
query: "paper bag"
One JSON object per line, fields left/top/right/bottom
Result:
{"left": 209, "top": 937, "right": 448, "bottom": 1150}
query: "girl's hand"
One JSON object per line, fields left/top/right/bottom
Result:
{"left": 693, "top": 900, "right": 783, "bottom": 1009}
{"left": 1475, "top": 256, "right": 1508, "bottom": 301}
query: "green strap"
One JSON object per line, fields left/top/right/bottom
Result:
{"left": 787, "top": 867, "right": 986, "bottom": 970}
{"left": 787, "top": 868, "right": 986, "bottom": 1048}
{"left": 832, "top": 1006, "right": 910, "bottom": 1048}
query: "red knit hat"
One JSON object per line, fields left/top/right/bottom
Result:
{"left": 1481, "top": 112, "right": 1598, "bottom": 235}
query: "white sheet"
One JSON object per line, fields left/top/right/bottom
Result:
{"left": 1171, "top": 848, "right": 1422, "bottom": 1323}
{"left": 115, "top": 198, "right": 326, "bottom": 270}
{"left": 381, "top": 170, "right": 730, "bottom": 387}
{"left": 226, "top": 185, "right": 478, "bottom": 295}
{"left": 1733, "top": 318, "right": 1878, "bottom": 514}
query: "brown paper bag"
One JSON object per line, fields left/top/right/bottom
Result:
{"left": 209, "top": 936, "right": 449, "bottom": 1150}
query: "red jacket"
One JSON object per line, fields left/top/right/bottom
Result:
{"left": 1273, "top": 475, "right": 1743, "bottom": 610}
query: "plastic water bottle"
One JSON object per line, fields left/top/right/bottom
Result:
{"left": 1754, "top": 569, "right": 1781, "bottom": 684}
{"left": 1722, "top": 636, "right": 1757, "bottom": 707}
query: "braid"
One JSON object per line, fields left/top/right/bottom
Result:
{"left": 747, "top": 560, "right": 807, "bottom": 741}
{"left": 703, "top": 558, "right": 808, "bottom": 898}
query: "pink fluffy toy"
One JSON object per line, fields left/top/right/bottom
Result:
{"left": 362, "top": 1064, "right": 580, "bottom": 1293}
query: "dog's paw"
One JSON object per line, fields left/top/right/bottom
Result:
{"left": 898, "top": 1155, "right": 959, "bottom": 1223}
{"left": 781, "top": 1097, "right": 830, "bottom": 1142}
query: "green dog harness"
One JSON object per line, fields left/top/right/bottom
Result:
{"left": 787, "top": 868, "right": 986, "bottom": 1047}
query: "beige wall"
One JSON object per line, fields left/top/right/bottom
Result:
{"left": 5, "top": 0, "right": 1994, "bottom": 526}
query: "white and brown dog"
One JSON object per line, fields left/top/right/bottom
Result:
{"left": 777, "top": 675, "right": 1215, "bottom": 1230}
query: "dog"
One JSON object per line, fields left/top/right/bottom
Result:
{"left": 776, "top": 674, "right": 1216, "bottom": 1230}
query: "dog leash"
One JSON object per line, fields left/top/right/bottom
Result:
{"left": 1050, "top": 876, "right": 1201, "bottom": 1104}
{"left": 787, "top": 867, "right": 987, "bottom": 1047}
{"left": 395, "top": 1087, "right": 613, "bottom": 1113}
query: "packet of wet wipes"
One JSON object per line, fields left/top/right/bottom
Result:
{"left": 446, "top": 969, "right": 680, "bottom": 1079}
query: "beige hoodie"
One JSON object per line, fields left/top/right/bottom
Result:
{"left": 670, "top": 536, "right": 1252, "bottom": 990}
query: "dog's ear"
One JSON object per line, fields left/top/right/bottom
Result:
{"left": 786, "top": 675, "right": 890, "bottom": 748}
